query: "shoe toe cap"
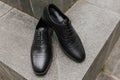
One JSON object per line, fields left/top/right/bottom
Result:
{"left": 32, "top": 56, "right": 48, "bottom": 76}
{"left": 69, "top": 47, "right": 86, "bottom": 63}
{"left": 74, "top": 51, "right": 86, "bottom": 63}
{"left": 31, "top": 51, "right": 51, "bottom": 76}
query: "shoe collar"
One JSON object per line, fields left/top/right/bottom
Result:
{"left": 45, "top": 4, "right": 71, "bottom": 26}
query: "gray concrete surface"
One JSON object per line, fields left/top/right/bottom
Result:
{"left": 86, "top": 0, "right": 120, "bottom": 14}
{"left": 0, "top": 0, "right": 77, "bottom": 18}
{"left": 97, "top": 37, "right": 120, "bottom": 80}
{"left": 0, "top": 1, "right": 12, "bottom": 17}
{"left": 0, "top": 61, "right": 26, "bottom": 80}
{"left": 96, "top": 73, "right": 116, "bottom": 80}
{"left": 0, "top": 0, "right": 120, "bottom": 80}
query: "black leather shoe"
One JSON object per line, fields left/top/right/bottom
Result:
{"left": 31, "top": 19, "right": 53, "bottom": 76}
{"left": 41, "top": 4, "right": 86, "bottom": 63}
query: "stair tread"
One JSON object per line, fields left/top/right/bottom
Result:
{"left": 0, "top": 0, "right": 120, "bottom": 80}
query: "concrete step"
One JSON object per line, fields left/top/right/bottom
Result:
{"left": 86, "top": 0, "right": 120, "bottom": 14}
{"left": 0, "top": 0, "right": 120, "bottom": 80}
{"left": 0, "top": 1, "right": 12, "bottom": 17}
{"left": 96, "top": 36, "right": 120, "bottom": 80}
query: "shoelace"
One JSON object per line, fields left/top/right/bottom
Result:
{"left": 34, "top": 30, "right": 44, "bottom": 46}
{"left": 63, "top": 25, "right": 75, "bottom": 40}
{"left": 65, "top": 27, "right": 81, "bottom": 48}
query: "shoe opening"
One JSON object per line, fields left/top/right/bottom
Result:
{"left": 49, "top": 4, "right": 69, "bottom": 25}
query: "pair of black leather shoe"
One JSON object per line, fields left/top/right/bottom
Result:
{"left": 31, "top": 4, "right": 86, "bottom": 76}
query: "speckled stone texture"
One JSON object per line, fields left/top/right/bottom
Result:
{"left": 0, "top": 1, "right": 12, "bottom": 17}
{"left": 0, "top": 0, "right": 120, "bottom": 80}
{"left": 86, "top": 0, "right": 120, "bottom": 14}
{"left": 0, "top": 61, "right": 26, "bottom": 80}
{"left": 96, "top": 73, "right": 115, "bottom": 80}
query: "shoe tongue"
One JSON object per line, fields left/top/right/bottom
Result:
{"left": 61, "top": 19, "right": 68, "bottom": 24}
{"left": 38, "top": 27, "right": 44, "bottom": 31}
{"left": 38, "top": 27, "right": 47, "bottom": 32}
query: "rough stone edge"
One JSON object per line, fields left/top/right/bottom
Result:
{"left": 83, "top": 21, "right": 120, "bottom": 80}
{"left": 0, "top": 61, "right": 27, "bottom": 80}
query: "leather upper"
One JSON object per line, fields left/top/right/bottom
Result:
{"left": 31, "top": 19, "right": 53, "bottom": 75}
{"left": 31, "top": 4, "right": 86, "bottom": 76}
{"left": 42, "top": 4, "right": 86, "bottom": 62}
